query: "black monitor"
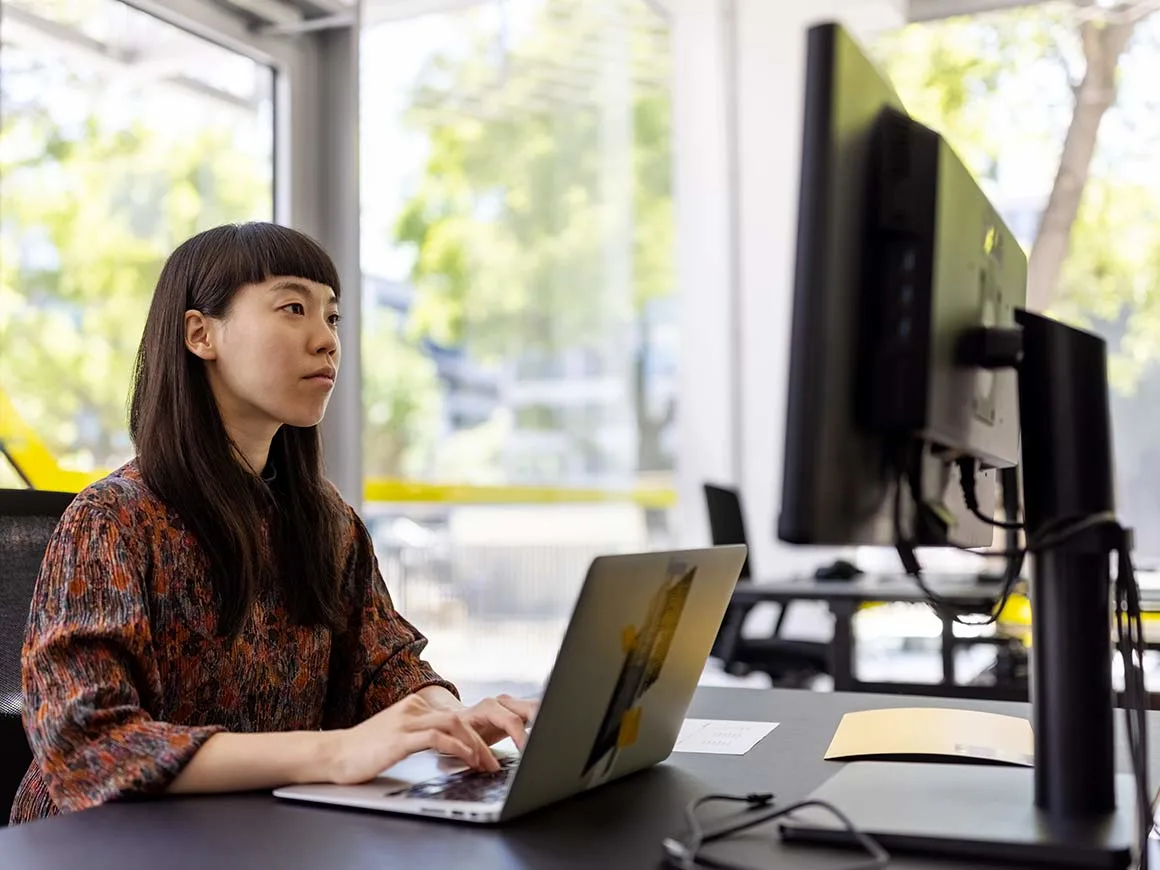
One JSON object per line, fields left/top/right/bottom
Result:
{"left": 777, "top": 22, "right": 1023, "bottom": 550}
{"left": 773, "top": 21, "right": 1147, "bottom": 870}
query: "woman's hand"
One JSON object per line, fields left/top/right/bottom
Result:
{"left": 456, "top": 694, "right": 539, "bottom": 749}
{"left": 327, "top": 693, "right": 501, "bottom": 785}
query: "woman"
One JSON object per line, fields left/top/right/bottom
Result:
{"left": 11, "top": 222, "right": 535, "bottom": 825}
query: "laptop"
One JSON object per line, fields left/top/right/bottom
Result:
{"left": 274, "top": 545, "right": 747, "bottom": 823}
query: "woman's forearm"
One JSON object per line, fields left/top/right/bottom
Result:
{"left": 169, "top": 688, "right": 461, "bottom": 795}
{"left": 167, "top": 730, "right": 340, "bottom": 794}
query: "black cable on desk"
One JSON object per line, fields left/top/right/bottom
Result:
{"left": 661, "top": 792, "right": 888, "bottom": 870}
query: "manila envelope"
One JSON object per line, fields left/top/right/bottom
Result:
{"left": 823, "top": 707, "right": 1034, "bottom": 767}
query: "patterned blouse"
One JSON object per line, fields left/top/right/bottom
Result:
{"left": 10, "top": 462, "right": 456, "bottom": 825}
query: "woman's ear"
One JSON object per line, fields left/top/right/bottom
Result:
{"left": 184, "top": 310, "right": 217, "bottom": 361}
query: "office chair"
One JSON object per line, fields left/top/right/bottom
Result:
{"left": 0, "top": 488, "right": 74, "bottom": 825}
{"left": 703, "top": 484, "right": 830, "bottom": 687}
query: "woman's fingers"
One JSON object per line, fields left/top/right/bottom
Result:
{"left": 408, "top": 729, "right": 477, "bottom": 769}
{"left": 412, "top": 710, "right": 498, "bottom": 771}
{"left": 447, "top": 712, "right": 501, "bottom": 771}
{"left": 496, "top": 694, "right": 538, "bottom": 720}
{"left": 474, "top": 699, "right": 530, "bottom": 749}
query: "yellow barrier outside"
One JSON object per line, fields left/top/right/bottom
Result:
{"left": 0, "top": 390, "right": 96, "bottom": 493}
{"left": 364, "top": 478, "right": 675, "bottom": 508}
{"left": 0, "top": 387, "right": 676, "bottom": 507}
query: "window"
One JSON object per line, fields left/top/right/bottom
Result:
{"left": 359, "top": 0, "right": 674, "bottom": 492}
{"left": 0, "top": 0, "right": 274, "bottom": 485}
{"left": 359, "top": 0, "right": 675, "bottom": 689}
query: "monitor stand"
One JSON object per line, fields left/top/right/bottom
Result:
{"left": 778, "top": 761, "right": 1137, "bottom": 869}
{"left": 779, "top": 313, "right": 1146, "bottom": 868}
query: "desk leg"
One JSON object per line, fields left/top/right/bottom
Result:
{"left": 830, "top": 602, "right": 857, "bottom": 692}
{"left": 941, "top": 615, "right": 955, "bottom": 687}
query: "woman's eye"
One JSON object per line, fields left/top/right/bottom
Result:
{"left": 284, "top": 303, "right": 305, "bottom": 316}
{"left": 328, "top": 313, "right": 342, "bottom": 326}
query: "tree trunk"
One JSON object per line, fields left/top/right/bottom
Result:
{"left": 1026, "top": 3, "right": 1139, "bottom": 312}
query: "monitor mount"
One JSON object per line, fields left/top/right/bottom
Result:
{"left": 780, "top": 310, "right": 1144, "bottom": 868}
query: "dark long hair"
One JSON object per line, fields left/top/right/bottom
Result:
{"left": 129, "top": 222, "right": 347, "bottom": 636}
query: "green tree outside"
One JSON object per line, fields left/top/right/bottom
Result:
{"left": 387, "top": 0, "right": 675, "bottom": 481}
{"left": 0, "top": 79, "right": 270, "bottom": 475}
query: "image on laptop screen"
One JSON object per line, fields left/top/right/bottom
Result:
{"left": 581, "top": 559, "right": 695, "bottom": 784}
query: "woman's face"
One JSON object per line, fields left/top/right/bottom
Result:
{"left": 185, "top": 275, "right": 341, "bottom": 435}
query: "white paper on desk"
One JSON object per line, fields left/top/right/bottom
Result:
{"left": 672, "top": 719, "right": 778, "bottom": 755}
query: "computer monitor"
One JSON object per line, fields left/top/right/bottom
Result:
{"left": 773, "top": 21, "right": 1145, "bottom": 870}
{"left": 777, "top": 22, "right": 1023, "bottom": 550}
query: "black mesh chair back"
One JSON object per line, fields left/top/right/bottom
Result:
{"left": 702, "top": 483, "right": 753, "bottom": 662}
{"left": 0, "top": 488, "right": 74, "bottom": 824}
{"left": 702, "top": 484, "right": 751, "bottom": 578}
{"left": 701, "top": 483, "right": 829, "bottom": 686}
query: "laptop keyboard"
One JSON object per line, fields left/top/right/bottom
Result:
{"left": 391, "top": 755, "right": 519, "bottom": 803}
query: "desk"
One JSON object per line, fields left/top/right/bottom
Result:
{"left": 733, "top": 575, "right": 1017, "bottom": 700}
{"left": 3, "top": 687, "right": 1158, "bottom": 870}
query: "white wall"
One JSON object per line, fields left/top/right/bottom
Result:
{"left": 672, "top": 0, "right": 906, "bottom": 582}
{"left": 671, "top": 0, "right": 738, "bottom": 532}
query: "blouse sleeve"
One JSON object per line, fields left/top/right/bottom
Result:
{"left": 324, "top": 508, "right": 458, "bottom": 728}
{"left": 22, "top": 498, "right": 224, "bottom": 813}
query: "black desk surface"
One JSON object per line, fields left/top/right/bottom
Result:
{"left": 3, "top": 687, "right": 1156, "bottom": 870}
{"left": 733, "top": 574, "right": 1001, "bottom": 607}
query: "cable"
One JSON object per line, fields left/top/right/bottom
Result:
{"left": 661, "top": 792, "right": 889, "bottom": 870}
{"left": 956, "top": 456, "right": 1023, "bottom": 531}
{"left": 892, "top": 445, "right": 1021, "bottom": 627}
{"left": 1109, "top": 525, "right": 1150, "bottom": 870}
{"left": 662, "top": 791, "right": 773, "bottom": 866}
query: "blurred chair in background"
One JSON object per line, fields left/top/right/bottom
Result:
{"left": 0, "top": 488, "right": 74, "bottom": 825}
{"left": 703, "top": 484, "right": 830, "bottom": 687}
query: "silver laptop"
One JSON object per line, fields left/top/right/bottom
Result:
{"left": 274, "top": 545, "right": 747, "bottom": 823}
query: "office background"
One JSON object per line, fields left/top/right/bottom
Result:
{"left": 3, "top": 0, "right": 1159, "bottom": 695}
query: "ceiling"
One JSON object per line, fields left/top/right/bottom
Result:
{"left": 201, "top": 0, "right": 1056, "bottom": 30}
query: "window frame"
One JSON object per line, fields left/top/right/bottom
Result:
{"left": 121, "top": 0, "right": 301, "bottom": 225}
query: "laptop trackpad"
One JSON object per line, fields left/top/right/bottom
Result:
{"left": 378, "top": 750, "right": 469, "bottom": 789}
{"left": 377, "top": 739, "right": 520, "bottom": 790}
